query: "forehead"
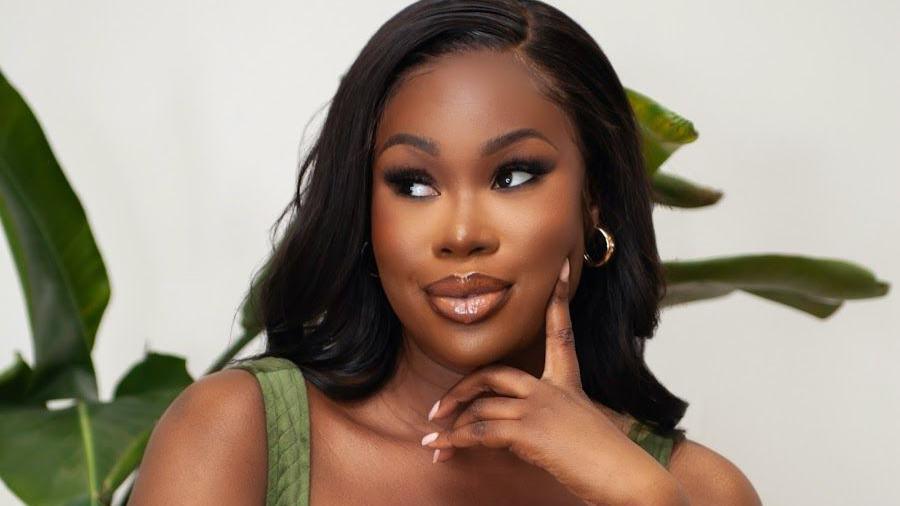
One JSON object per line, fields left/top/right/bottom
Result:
{"left": 375, "top": 50, "right": 578, "bottom": 159}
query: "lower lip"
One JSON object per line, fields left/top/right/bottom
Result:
{"left": 426, "top": 287, "right": 512, "bottom": 325}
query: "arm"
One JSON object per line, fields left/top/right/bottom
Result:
{"left": 127, "top": 369, "right": 268, "bottom": 505}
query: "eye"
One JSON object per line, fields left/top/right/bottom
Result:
{"left": 382, "top": 156, "right": 554, "bottom": 199}
{"left": 407, "top": 181, "right": 438, "bottom": 197}
{"left": 493, "top": 168, "right": 535, "bottom": 189}
{"left": 491, "top": 157, "right": 554, "bottom": 191}
{"left": 382, "top": 167, "right": 439, "bottom": 198}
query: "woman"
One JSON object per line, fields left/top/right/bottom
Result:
{"left": 130, "top": 0, "right": 761, "bottom": 504}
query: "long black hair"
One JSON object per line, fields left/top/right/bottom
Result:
{"left": 235, "top": 0, "right": 688, "bottom": 437}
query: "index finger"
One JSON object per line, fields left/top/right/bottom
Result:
{"left": 541, "top": 257, "right": 581, "bottom": 388}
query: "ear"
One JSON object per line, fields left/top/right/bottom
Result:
{"left": 588, "top": 203, "right": 600, "bottom": 228}
{"left": 581, "top": 183, "right": 600, "bottom": 237}
{"left": 580, "top": 181, "right": 601, "bottom": 230}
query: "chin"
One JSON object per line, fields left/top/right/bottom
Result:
{"left": 423, "top": 310, "right": 541, "bottom": 365}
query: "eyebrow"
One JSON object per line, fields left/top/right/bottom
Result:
{"left": 377, "top": 127, "right": 557, "bottom": 158}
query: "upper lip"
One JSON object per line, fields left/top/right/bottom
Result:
{"left": 424, "top": 272, "right": 513, "bottom": 298}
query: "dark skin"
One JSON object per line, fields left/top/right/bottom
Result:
{"left": 129, "top": 50, "right": 762, "bottom": 505}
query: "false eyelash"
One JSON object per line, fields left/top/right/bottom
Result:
{"left": 382, "top": 155, "right": 555, "bottom": 198}
{"left": 492, "top": 156, "right": 554, "bottom": 189}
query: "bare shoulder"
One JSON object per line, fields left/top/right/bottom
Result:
{"left": 128, "top": 368, "right": 267, "bottom": 505}
{"left": 668, "top": 437, "right": 762, "bottom": 506}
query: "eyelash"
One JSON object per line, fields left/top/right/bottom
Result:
{"left": 382, "top": 156, "right": 554, "bottom": 199}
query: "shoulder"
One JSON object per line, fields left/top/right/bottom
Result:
{"left": 128, "top": 369, "right": 267, "bottom": 505}
{"left": 667, "top": 437, "right": 762, "bottom": 506}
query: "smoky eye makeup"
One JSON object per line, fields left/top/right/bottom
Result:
{"left": 381, "top": 155, "right": 556, "bottom": 199}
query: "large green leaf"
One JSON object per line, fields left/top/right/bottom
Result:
{"left": 113, "top": 352, "right": 193, "bottom": 400}
{"left": 651, "top": 171, "right": 723, "bottom": 208}
{"left": 662, "top": 254, "right": 890, "bottom": 318}
{"left": 0, "top": 69, "right": 110, "bottom": 402}
{"left": 0, "top": 352, "right": 34, "bottom": 406}
{"left": 0, "top": 352, "right": 192, "bottom": 505}
{"left": 626, "top": 88, "right": 699, "bottom": 174}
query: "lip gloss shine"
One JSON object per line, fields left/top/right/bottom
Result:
{"left": 426, "top": 287, "right": 512, "bottom": 324}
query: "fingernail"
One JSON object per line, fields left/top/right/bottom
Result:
{"left": 421, "top": 432, "right": 439, "bottom": 446}
{"left": 428, "top": 399, "right": 440, "bottom": 421}
{"left": 432, "top": 449, "right": 441, "bottom": 463}
{"left": 560, "top": 257, "right": 570, "bottom": 283}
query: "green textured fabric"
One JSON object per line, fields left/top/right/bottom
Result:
{"left": 231, "top": 356, "right": 679, "bottom": 505}
{"left": 229, "top": 356, "right": 310, "bottom": 506}
{"left": 627, "top": 419, "right": 679, "bottom": 469}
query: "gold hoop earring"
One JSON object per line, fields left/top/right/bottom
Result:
{"left": 583, "top": 225, "right": 615, "bottom": 267}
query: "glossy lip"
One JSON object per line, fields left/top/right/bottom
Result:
{"left": 423, "top": 273, "right": 513, "bottom": 325}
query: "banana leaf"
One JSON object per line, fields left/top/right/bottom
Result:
{"left": 651, "top": 171, "right": 723, "bottom": 208}
{"left": 626, "top": 87, "right": 698, "bottom": 174}
{"left": 662, "top": 254, "right": 890, "bottom": 318}
{"left": 0, "top": 352, "right": 192, "bottom": 506}
{"left": 0, "top": 352, "right": 33, "bottom": 406}
{"left": 0, "top": 69, "right": 109, "bottom": 403}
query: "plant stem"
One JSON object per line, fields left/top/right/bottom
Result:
{"left": 204, "top": 328, "right": 260, "bottom": 375}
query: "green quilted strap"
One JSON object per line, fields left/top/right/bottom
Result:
{"left": 228, "top": 357, "right": 310, "bottom": 506}
{"left": 627, "top": 418, "right": 677, "bottom": 469}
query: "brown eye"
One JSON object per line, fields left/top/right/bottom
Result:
{"left": 490, "top": 157, "right": 554, "bottom": 191}
{"left": 494, "top": 169, "right": 536, "bottom": 189}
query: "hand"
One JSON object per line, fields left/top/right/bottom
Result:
{"left": 419, "top": 257, "right": 681, "bottom": 505}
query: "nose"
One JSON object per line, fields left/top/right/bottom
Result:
{"left": 432, "top": 194, "right": 500, "bottom": 259}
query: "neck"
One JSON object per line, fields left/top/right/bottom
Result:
{"left": 341, "top": 328, "right": 547, "bottom": 441}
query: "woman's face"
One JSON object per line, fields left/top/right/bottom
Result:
{"left": 371, "top": 49, "right": 596, "bottom": 374}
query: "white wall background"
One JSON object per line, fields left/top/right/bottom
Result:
{"left": 1, "top": 1, "right": 897, "bottom": 504}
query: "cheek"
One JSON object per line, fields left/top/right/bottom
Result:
{"left": 503, "top": 181, "right": 581, "bottom": 266}
{"left": 370, "top": 188, "right": 422, "bottom": 288}
{"left": 502, "top": 190, "right": 580, "bottom": 315}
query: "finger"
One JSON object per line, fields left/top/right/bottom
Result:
{"left": 432, "top": 396, "right": 526, "bottom": 463}
{"left": 430, "top": 392, "right": 493, "bottom": 463}
{"left": 424, "top": 419, "right": 522, "bottom": 451}
{"left": 434, "top": 447, "right": 454, "bottom": 463}
{"left": 542, "top": 257, "right": 581, "bottom": 388}
{"left": 428, "top": 365, "right": 537, "bottom": 421}
{"left": 450, "top": 396, "right": 526, "bottom": 430}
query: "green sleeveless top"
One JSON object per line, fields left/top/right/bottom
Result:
{"left": 228, "top": 356, "right": 682, "bottom": 506}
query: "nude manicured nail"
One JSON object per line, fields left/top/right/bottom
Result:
{"left": 428, "top": 400, "right": 441, "bottom": 421}
{"left": 432, "top": 449, "right": 441, "bottom": 463}
{"left": 421, "top": 432, "right": 439, "bottom": 446}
